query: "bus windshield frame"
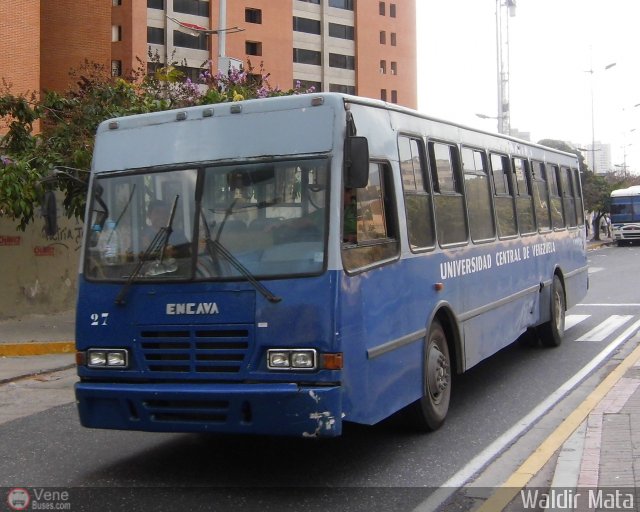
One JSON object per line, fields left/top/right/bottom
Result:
{"left": 83, "top": 157, "right": 329, "bottom": 283}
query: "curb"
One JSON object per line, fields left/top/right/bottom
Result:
{"left": 0, "top": 363, "right": 77, "bottom": 385}
{"left": 0, "top": 341, "right": 75, "bottom": 357}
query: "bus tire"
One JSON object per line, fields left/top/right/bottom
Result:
{"left": 406, "top": 319, "right": 451, "bottom": 431}
{"left": 538, "top": 275, "right": 565, "bottom": 347}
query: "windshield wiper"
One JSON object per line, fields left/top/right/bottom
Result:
{"left": 200, "top": 209, "right": 281, "bottom": 304}
{"left": 114, "top": 195, "right": 179, "bottom": 305}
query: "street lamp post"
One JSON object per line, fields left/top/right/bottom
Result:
{"left": 585, "top": 60, "right": 616, "bottom": 173}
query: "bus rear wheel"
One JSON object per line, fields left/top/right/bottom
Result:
{"left": 538, "top": 275, "right": 565, "bottom": 347}
{"left": 406, "top": 319, "right": 451, "bottom": 431}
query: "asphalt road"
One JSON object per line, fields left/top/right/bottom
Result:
{"left": 1, "top": 243, "right": 639, "bottom": 511}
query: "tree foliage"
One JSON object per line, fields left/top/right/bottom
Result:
{"left": 0, "top": 57, "right": 313, "bottom": 229}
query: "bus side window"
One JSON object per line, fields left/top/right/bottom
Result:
{"left": 532, "top": 161, "right": 552, "bottom": 232}
{"left": 547, "top": 164, "right": 565, "bottom": 229}
{"left": 513, "top": 157, "right": 536, "bottom": 235}
{"left": 490, "top": 153, "right": 517, "bottom": 238}
{"left": 399, "top": 135, "right": 435, "bottom": 250}
{"left": 429, "top": 141, "right": 468, "bottom": 246}
{"left": 560, "top": 166, "right": 578, "bottom": 227}
{"left": 342, "top": 162, "right": 399, "bottom": 272}
{"left": 572, "top": 168, "right": 585, "bottom": 226}
{"left": 461, "top": 146, "right": 495, "bottom": 243}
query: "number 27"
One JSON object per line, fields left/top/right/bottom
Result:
{"left": 90, "top": 313, "right": 109, "bottom": 326}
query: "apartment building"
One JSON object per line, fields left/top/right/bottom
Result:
{"left": 115, "top": 0, "right": 417, "bottom": 108}
{"left": 1, "top": 1, "right": 416, "bottom": 108}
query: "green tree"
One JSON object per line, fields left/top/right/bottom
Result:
{"left": 0, "top": 58, "right": 313, "bottom": 229}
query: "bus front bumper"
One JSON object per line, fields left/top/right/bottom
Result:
{"left": 75, "top": 381, "right": 342, "bottom": 438}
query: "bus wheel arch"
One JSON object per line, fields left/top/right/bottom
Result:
{"left": 538, "top": 271, "right": 566, "bottom": 347}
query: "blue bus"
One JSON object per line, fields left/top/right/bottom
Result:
{"left": 610, "top": 186, "right": 640, "bottom": 245}
{"left": 75, "top": 93, "right": 588, "bottom": 437}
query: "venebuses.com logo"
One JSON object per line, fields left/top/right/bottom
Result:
{"left": 7, "top": 488, "right": 30, "bottom": 511}
{"left": 6, "top": 487, "right": 71, "bottom": 511}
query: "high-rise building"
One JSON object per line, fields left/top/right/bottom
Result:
{"left": 2, "top": 2, "right": 416, "bottom": 115}
{"left": 113, "top": 0, "right": 417, "bottom": 108}
{"left": 585, "top": 141, "right": 612, "bottom": 175}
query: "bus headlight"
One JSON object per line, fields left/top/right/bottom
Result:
{"left": 87, "top": 349, "right": 129, "bottom": 368}
{"left": 267, "top": 349, "right": 317, "bottom": 370}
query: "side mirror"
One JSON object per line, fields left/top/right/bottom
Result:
{"left": 344, "top": 136, "right": 369, "bottom": 189}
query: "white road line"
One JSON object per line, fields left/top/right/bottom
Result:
{"left": 576, "top": 315, "right": 633, "bottom": 342}
{"left": 565, "top": 314, "right": 590, "bottom": 330}
{"left": 578, "top": 303, "right": 640, "bottom": 307}
{"left": 413, "top": 319, "right": 640, "bottom": 512}
{"left": 588, "top": 267, "right": 604, "bottom": 274}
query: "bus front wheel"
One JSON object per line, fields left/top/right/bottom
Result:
{"left": 406, "top": 319, "right": 451, "bottom": 431}
{"left": 538, "top": 275, "right": 565, "bottom": 347}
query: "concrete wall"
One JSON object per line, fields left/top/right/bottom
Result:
{"left": 0, "top": 194, "right": 81, "bottom": 320}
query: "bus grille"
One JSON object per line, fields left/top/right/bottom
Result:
{"left": 139, "top": 328, "right": 250, "bottom": 375}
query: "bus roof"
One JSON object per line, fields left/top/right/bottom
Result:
{"left": 611, "top": 186, "right": 640, "bottom": 197}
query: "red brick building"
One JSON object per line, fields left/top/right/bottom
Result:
{"left": 1, "top": 0, "right": 416, "bottom": 116}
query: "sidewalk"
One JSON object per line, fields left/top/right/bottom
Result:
{"left": 0, "top": 309, "right": 76, "bottom": 382}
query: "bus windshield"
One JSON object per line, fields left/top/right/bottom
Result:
{"left": 84, "top": 158, "right": 328, "bottom": 282}
{"left": 610, "top": 195, "right": 640, "bottom": 223}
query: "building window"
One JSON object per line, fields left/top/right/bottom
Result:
{"left": 329, "top": 53, "right": 355, "bottom": 70}
{"left": 147, "top": 27, "right": 165, "bottom": 45}
{"left": 245, "top": 8, "right": 262, "bottom": 24}
{"left": 112, "top": 25, "right": 122, "bottom": 42}
{"left": 293, "top": 48, "right": 322, "bottom": 66}
{"left": 177, "top": 66, "right": 204, "bottom": 83}
{"left": 379, "top": 1, "right": 385, "bottom": 15}
{"left": 391, "top": 90, "right": 398, "bottom": 103}
{"left": 173, "top": 30, "right": 208, "bottom": 50}
{"left": 245, "top": 41, "right": 262, "bottom": 56}
{"left": 390, "top": 3, "right": 396, "bottom": 17}
{"left": 296, "top": 79, "right": 322, "bottom": 92}
{"left": 380, "top": 31, "right": 386, "bottom": 44}
{"left": 173, "top": 0, "right": 209, "bottom": 17}
{"left": 112, "top": 0, "right": 122, "bottom": 6}
{"left": 329, "top": 83, "right": 355, "bottom": 95}
{"left": 297, "top": 0, "right": 321, "bottom": 3}
{"left": 380, "top": 60, "right": 386, "bottom": 74}
{"left": 148, "top": 0, "right": 164, "bottom": 8}
{"left": 329, "top": 22, "right": 354, "bottom": 40}
{"left": 381, "top": 89, "right": 387, "bottom": 101}
{"left": 390, "top": 32, "right": 397, "bottom": 46}
{"left": 390, "top": 62, "right": 397, "bottom": 75}
{"left": 111, "top": 60, "right": 122, "bottom": 77}
{"left": 293, "top": 17, "right": 321, "bottom": 35}
{"left": 328, "top": 0, "right": 353, "bottom": 10}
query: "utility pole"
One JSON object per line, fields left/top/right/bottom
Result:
{"left": 496, "top": 0, "right": 516, "bottom": 135}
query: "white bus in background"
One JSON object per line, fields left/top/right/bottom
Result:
{"left": 610, "top": 186, "right": 640, "bottom": 245}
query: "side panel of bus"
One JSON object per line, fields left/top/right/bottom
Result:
{"left": 338, "top": 102, "right": 587, "bottom": 426}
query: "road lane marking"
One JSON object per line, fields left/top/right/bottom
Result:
{"left": 578, "top": 303, "right": 640, "bottom": 307}
{"left": 576, "top": 315, "right": 633, "bottom": 342}
{"left": 413, "top": 318, "right": 640, "bottom": 512}
{"left": 588, "top": 267, "right": 604, "bottom": 274}
{"left": 565, "top": 314, "right": 590, "bottom": 330}
{"left": 473, "top": 330, "right": 640, "bottom": 512}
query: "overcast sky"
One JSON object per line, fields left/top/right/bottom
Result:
{"left": 416, "top": 0, "right": 640, "bottom": 172}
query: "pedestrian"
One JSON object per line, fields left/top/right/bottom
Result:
{"left": 605, "top": 213, "right": 612, "bottom": 238}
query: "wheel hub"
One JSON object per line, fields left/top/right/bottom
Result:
{"left": 427, "top": 344, "right": 449, "bottom": 400}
